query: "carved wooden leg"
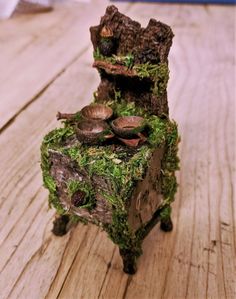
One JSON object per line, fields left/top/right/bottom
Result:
{"left": 52, "top": 214, "right": 70, "bottom": 236}
{"left": 119, "top": 248, "right": 137, "bottom": 275}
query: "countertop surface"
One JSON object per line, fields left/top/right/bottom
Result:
{"left": 0, "top": 1, "right": 235, "bottom": 298}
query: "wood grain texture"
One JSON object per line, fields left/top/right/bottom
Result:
{"left": 0, "top": 1, "right": 235, "bottom": 299}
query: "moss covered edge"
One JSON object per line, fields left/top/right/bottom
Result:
{"left": 94, "top": 48, "right": 169, "bottom": 98}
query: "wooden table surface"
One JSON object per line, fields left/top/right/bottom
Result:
{"left": 0, "top": 1, "right": 235, "bottom": 298}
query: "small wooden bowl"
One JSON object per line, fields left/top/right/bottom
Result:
{"left": 111, "top": 116, "right": 146, "bottom": 138}
{"left": 118, "top": 133, "right": 147, "bottom": 147}
{"left": 76, "top": 120, "right": 113, "bottom": 145}
{"left": 81, "top": 104, "right": 113, "bottom": 121}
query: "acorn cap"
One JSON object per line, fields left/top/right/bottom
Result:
{"left": 81, "top": 104, "right": 113, "bottom": 121}
{"left": 100, "top": 25, "right": 113, "bottom": 38}
{"left": 111, "top": 116, "right": 146, "bottom": 139}
{"left": 76, "top": 119, "right": 113, "bottom": 145}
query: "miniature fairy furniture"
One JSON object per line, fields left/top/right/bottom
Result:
{"left": 41, "top": 6, "right": 179, "bottom": 274}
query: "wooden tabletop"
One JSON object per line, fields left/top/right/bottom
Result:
{"left": 0, "top": 1, "right": 235, "bottom": 298}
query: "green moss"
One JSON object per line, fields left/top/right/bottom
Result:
{"left": 64, "top": 145, "right": 81, "bottom": 161}
{"left": 133, "top": 62, "right": 169, "bottom": 96}
{"left": 93, "top": 48, "right": 134, "bottom": 68}
{"left": 124, "top": 54, "right": 134, "bottom": 68}
{"left": 61, "top": 139, "right": 152, "bottom": 212}
{"left": 105, "top": 210, "right": 131, "bottom": 249}
{"left": 134, "top": 62, "right": 168, "bottom": 79}
{"left": 161, "top": 120, "right": 180, "bottom": 205}
{"left": 147, "top": 116, "right": 168, "bottom": 146}
{"left": 43, "top": 175, "right": 56, "bottom": 193}
{"left": 159, "top": 205, "right": 172, "bottom": 221}
{"left": 144, "top": 115, "right": 179, "bottom": 205}
{"left": 106, "top": 99, "right": 148, "bottom": 117}
{"left": 104, "top": 210, "right": 142, "bottom": 258}
{"left": 43, "top": 126, "right": 74, "bottom": 145}
{"left": 93, "top": 47, "right": 103, "bottom": 60}
{"left": 71, "top": 145, "right": 151, "bottom": 207}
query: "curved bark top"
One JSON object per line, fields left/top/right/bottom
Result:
{"left": 90, "top": 5, "right": 174, "bottom": 64}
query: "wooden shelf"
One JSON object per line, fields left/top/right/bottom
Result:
{"left": 93, "top": 60, "right": 139, "bottom": 77}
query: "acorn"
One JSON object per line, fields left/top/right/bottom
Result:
{"left": 99, "top": 25, "right": 115, "bottom": 56}
{"left": 71, "top": 190, "right": 86, "bottom": 207}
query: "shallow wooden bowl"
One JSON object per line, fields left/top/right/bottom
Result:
{"left": 81, "top": 104, "right": 113, "bottom": 121}
{"left": 111, "top": 116, "right": 146, "bottom": 138}
{"left": 76, "top": 120, "right": 112, "bottom": 145}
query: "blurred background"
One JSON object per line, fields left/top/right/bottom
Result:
{"left": 0, "top": 0, "right": 235, "bottom": 19}
{"left": 0, "top": 1, "right": 235, "bottom": 299}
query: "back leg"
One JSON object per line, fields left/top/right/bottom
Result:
{"left": 119, "top": 248, "right": 137, "bottom": 275}
{"left": 160, "top": 217, "right": 173, "bottom": 232}
{"left": 160, "top": 205, "right": 173, "bottom": 232}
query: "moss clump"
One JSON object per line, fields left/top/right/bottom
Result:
{"left": 93, "top": 47, "right": 115, "bottom": 63}
{"left": 107, "top": 99, "right": 149, "bottom": 118}
{"left": 134, "top": 62, "right": 168, "bottom": 80}
{"left": 43, "top": 126, "right": 74, "bottom": 145}
{"left": 104, "top": 210, "right": 142, "bottom": 259}
{"left": 159, "top": 205, "right": 172, "bottom": 221}
{"left": 161, "top": 120, "right": 180, "bottom": 205}
{"left": 93, "top": 48, "right": 134, "bottom": 68}
{"left": 147, "top": 116, "right": 169, "bottom": 147}
{"left": 133, "top": 62, "right": 169, "bottom": 96}
{"left": 64, "top": 144, "right": 81, "bottom": 161}
{"left": 64, "top": 144, "right": 152, "bottom": 208}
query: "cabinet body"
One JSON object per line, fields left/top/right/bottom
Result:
{"left": 41, "top": 5, "right": 179, "bottom": 274}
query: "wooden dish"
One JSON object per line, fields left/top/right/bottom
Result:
{"left": 76, "top": 120, "right": 113, "bottom": 145}
{"left": 81, "top": 104, "right": 113, "bottom": 121}
{"left": 118, "top": 133, "right": 147, "bottom": 147}
{"left": 111, "top": 116, "right": 146, "bottom": 138}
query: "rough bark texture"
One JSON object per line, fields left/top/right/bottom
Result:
{"left": 128, "top": 147, "right": 165, "bottom": 231}
{"left": 90, "top": 5, "right": 174, "bottom": 116}
{"left": 48, "top": 141, "right": 165, "bottom": 232}
{"left": 49, "top": 149, "right": 113, "bottom": 224}
{"left": 90, "top": 5, "right": 173, "bottom": 62}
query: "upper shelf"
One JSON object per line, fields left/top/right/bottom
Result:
{"left": 93, "top": 59, "right": 169, "bottom": 82}
{"left": 93, "top": 60, "right": 138, "bottom": 78}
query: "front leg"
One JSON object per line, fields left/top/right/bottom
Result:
{"left": 119, "top": 248, "right": 138, "bottom": 275}
{"left": 52, "top": 214, "right": 70, "bottom": 236}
